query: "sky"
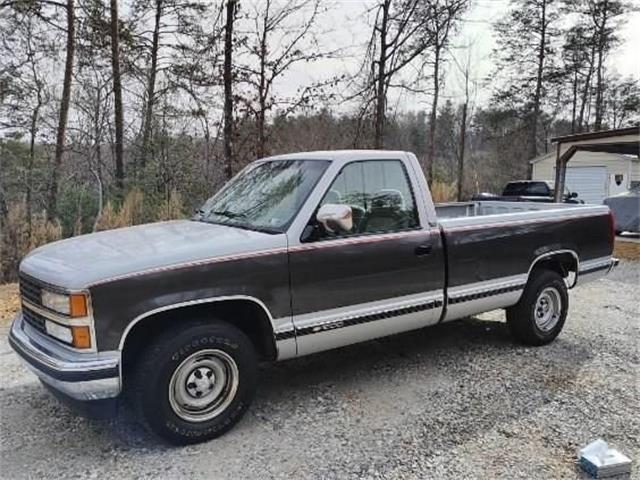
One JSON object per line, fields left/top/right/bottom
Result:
{"left": 273, "top": 0, "right": 640, "bottom": 114}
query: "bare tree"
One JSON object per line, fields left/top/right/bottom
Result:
{"left": 240, "top": 0, "right": 331, "bottom": 158}
{"left": 450, "top": 46, "right": 476, "bottom": 200}
{"left": 492, "top": 0, "right": 560, "bottom": 163}
{"left": 131, "top": 0, "right": 209, "bottom": 177}
{"left": 422, "top": 0, "right": 467, "bottom": 184}
{"left": 603, "top": 74, "right": 640, "bottom": 128}
{"left": 586, "top": 0, "right": 626, "bottom": 130}
{"left": 137, "top": 0, "right": 162, "bottom": 173}
{"left": 223, "top": 0, "right": 237, "bottom": 179}
{"left": 354, "top": 0, "right": 439, "bottom": 149}
{"left": 109, "top": 0, "right": 124, "bottom": 192}
{"left": 561, "top": 23, "right": 592, "bottom": 133}
{"left": 0, "top": 10, "right": 52, "bottom": 238}
{"left": 48, "top": 0, "right": 76, "bottom": 219}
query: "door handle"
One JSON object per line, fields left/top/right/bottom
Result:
{"left": 414, "top": 244, "right": 432, "bottom": 256}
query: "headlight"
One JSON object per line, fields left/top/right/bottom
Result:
{"left": 41, "top": 290, "right": 88, "bottom": 317}
{"left": 45, "top": 320, "right": 73, "bottom": 344}
{"left": 41, "top": 290, "right": 71, "bottom": 315}
{"left": 44, "top": 320, "right": 92, "bottom": 348}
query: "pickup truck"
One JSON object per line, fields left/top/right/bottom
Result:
{"left": 473, "top": 180, "right": 582, "bottom": 203}
{"left": 9, "top": 150, "right": 618, "bottom": 444}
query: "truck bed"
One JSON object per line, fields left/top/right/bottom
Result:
{"left": 435, "top": 200, "right": 585, "bottom": 220}
{"left": 434, "top": 200, "right": 612, "bottom": 303}
{"left": 435, "top": 200, "right": 610, "bottom": 232}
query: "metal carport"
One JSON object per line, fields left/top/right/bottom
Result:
{"left": 551, "top": 126, "right": 640, "bottom": 201}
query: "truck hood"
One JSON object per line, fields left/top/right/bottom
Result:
{"left": 19, "top": 220, "right": 287, "bottom": 289}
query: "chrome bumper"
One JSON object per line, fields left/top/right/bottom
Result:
{"left": 8, "top": 313, "right": 121, "bottom": 401}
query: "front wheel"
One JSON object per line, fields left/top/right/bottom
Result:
{"left": 127, "top": 320, "right": 258, "bottom": 445}
{"left": 506, "top": 270, "right": 568, "bottom": 346}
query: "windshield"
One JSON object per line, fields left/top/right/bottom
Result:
{"left": 196, "top": 160, "right": 329, "bottom": 233}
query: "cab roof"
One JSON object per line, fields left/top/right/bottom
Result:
{"left": 261, "top": 150, "right": 411, "bottom": 162}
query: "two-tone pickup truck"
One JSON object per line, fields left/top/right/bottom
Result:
{"left": 9, "top": 150, "right": 618, "bottom": 444}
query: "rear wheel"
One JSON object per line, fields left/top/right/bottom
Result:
{"left": 127, "top": 320, "right": 258, "bottom": 445}
{"left": 506, "top": 270, "right": 568, "bottom": 346}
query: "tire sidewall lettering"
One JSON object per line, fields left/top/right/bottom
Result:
{"left": 170, "top": 335, "right": 239, "bottom": 361}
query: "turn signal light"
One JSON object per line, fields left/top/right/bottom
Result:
{"left": 72, "top": 326, "right": 92, "bottom": 349}
{"left": 69, "top": 293, "right": 88, "bottom": 318}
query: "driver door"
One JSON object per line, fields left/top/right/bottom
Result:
{"left": 288, "top": 159, "right": 445, "bottom": 356}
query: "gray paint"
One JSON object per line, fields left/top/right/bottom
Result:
{"left": 20, "top": 220, "right": 286, "bottom": 290}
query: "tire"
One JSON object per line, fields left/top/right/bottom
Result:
{"left": 506, "top": 270, "right": 568, "bottom": 346}
{"left": 126, "top": 319, "right": 258, "bottom": 445}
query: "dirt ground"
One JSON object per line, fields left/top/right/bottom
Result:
{"left": 614, "top": 237, "right": 640, "bottom": 261}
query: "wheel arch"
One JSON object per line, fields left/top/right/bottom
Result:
{"left": 119, "top": 296, "right": 278, "bottom": 376}
{"left": 526, "top": 250, "right": 579, "bottom": 289}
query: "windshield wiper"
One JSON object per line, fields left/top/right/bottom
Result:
{"left": 209, "top": 209, "right": 246, "bottom": 219}
{"left": 226, "top": 222, "right": 280, "bottom": 234}
{"left": 198, "top": 209, "right": 281, "bottom": 234}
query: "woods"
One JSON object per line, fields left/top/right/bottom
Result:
{"left": 0, "top": 0, "right": 638, "bottom": 282}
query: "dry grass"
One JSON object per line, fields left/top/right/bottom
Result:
{"left": 0, "top": 283, "right": 19, "bottom": 325}
{"left": 430, "top": 180, "right": 457, "bottom": 203}
{"left": 95, "top": 189, "right": 146, "bottom": 231}
{"left": 155, "top": 189, "right": 185, "bottom": 222}
{"left": 614, "top": 239, "right": 640, "bottom": 261}
{"left": 95, "top": 188, "right": 185, "bottom": 231}
{"left": 0, "top": 202, "right": 63, "bottom": 283}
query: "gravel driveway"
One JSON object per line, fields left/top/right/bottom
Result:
{"left": 1, "top": 262, "right": 638, "bottom": 479}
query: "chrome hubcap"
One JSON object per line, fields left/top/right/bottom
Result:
{"left": 169, "top": 349, "right": 239, "bottom": 422}
{"left": 534, "top": 287, "right": 562, "bottom": 332}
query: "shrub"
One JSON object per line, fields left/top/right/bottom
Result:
{"left": 95, "top": 188, "right": 145, "bottom": 231}
{"left": 95, "top": 188, "right": 185, "bottom": 231}
{"left": 0, "top": 201, "right": 63, "bottom": 283}
{"left": 155, "top": 189, "right": 185, "bottom": 221}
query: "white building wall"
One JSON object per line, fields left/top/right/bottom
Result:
{"left": 531, "top": 151, "right": 639, "bottom": 198}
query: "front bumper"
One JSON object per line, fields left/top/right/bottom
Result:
{"left": 8, "top": 313, "right": 121, "bottom": 407}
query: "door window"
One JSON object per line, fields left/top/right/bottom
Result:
{"left": 313, "top": 160, "right": 419, "bottom": 239}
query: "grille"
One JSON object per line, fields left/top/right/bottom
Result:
{"left": 19, "top": 274, "right": 43, "bottom": 307}
{"left": 22, "top": 306, "right": 47, "bottom": 335}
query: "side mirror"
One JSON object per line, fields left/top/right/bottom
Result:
{"left": 316, "top": 204, "right": 353, "bottom": 233}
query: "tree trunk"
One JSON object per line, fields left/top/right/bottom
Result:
{"left": 47, "top": 0, "right": 75, "bottom": 220}
{"left": 92, "top": 86, "right": 104, "bottom": 231}
{"left": 109, "top": 0, "right": 125, "bottom": 193}
{"left": 529, "top": 0, "right": 547, "bottom": 163}
{"left": 223, "top": 0, "right": 236, "bottom": 180}
{"left": 27, "top": 96, "right": 42, "bottom": 240}
{"left": 456, "top": 101, "right": 467, "bottom": 201}
{"left": 257, "top": 95, "right": 266, "bottom": 158}
{"left": 373, "top": 0, "right": 390, "bottom": 149}
{"left": 593, "top": 1, "right": 608, "bottom": 131}
{"left": 577, "top": 43, "right": 595, "bottom": 132}
{"left": 91, "top": 168, "right": 103, "bottom": 232}
{"left": 570, "top": 68, "right": 578, "bottom": 133}
{"left": 426, "top": 43, "right": 440, "bottom": 185}
{"left": 257, "top": 19, "right": 268, "bottom": 159}
{"left": 139, "top": 0, "right": 162, "bottom": 174}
